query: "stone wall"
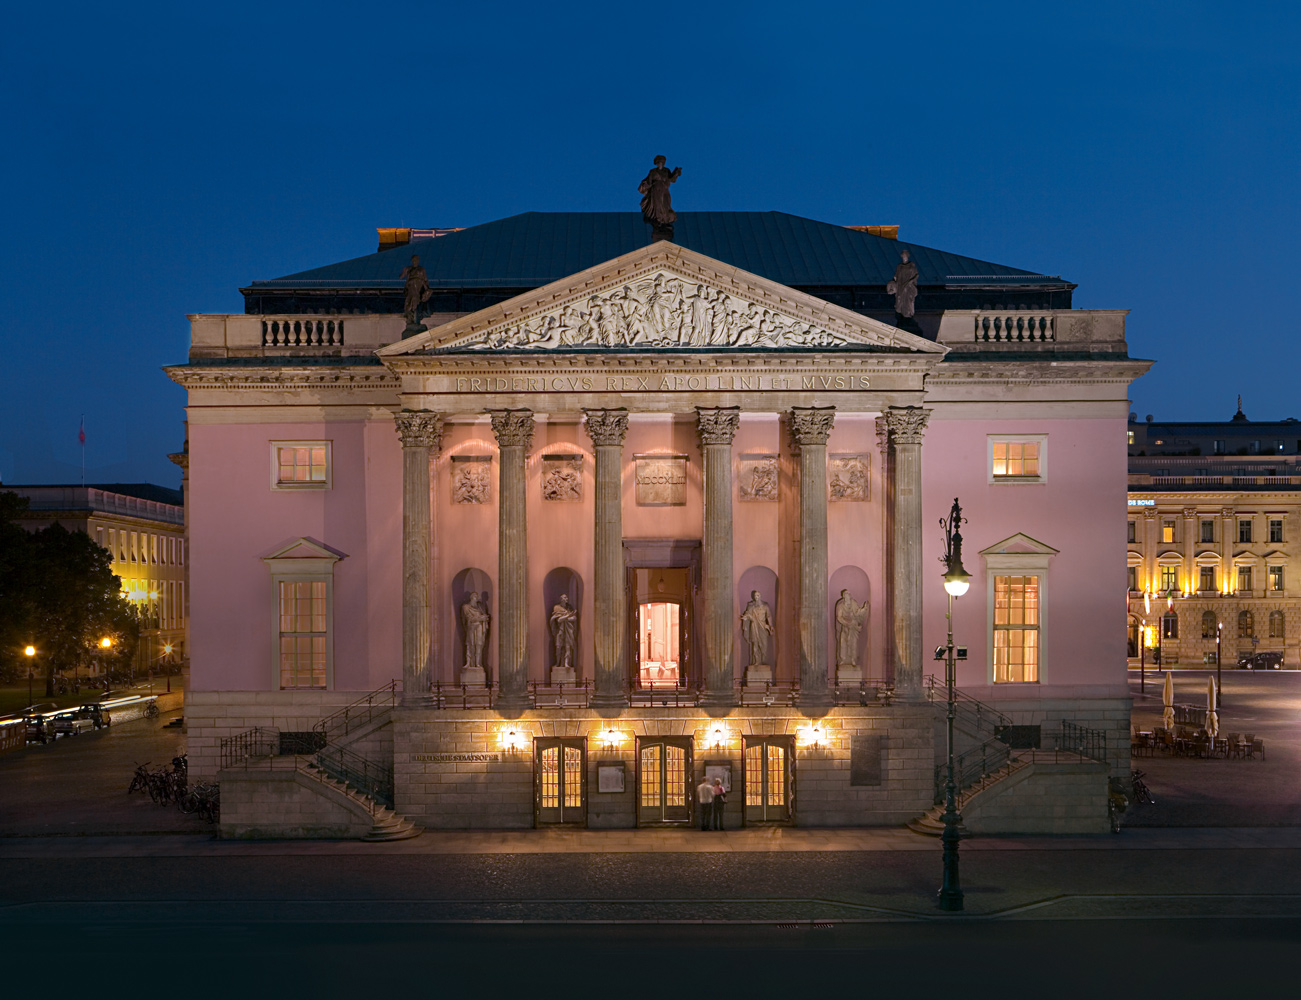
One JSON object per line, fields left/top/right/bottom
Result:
{"left": 961, "top": 759, "right": 1110, "bottom": 835}
{"left": 219, "top": 764, "right": 374, "bottom": 839}
{"left": 394, "top": 705, "right": 935, "bottom": 830}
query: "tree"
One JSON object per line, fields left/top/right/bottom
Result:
{"left": 0, "top": 492, "right": 140, "bottom": 691}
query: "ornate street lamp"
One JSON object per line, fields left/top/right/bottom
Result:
{"left": 938, "top": 497, "right": 970, "bottom": 912}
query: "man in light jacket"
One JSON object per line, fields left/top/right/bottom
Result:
{"left": 696, "top": 776, "right": 714, "bottom": 831}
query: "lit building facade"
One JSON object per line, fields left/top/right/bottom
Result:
{"left": 1127, "top": 405, "right": 1301, "bottom": 670}
{"left": 6, "top": 483, "right": 188, "bottom": 672}
{"left": 170, "top": 211, "right": 1145, "bottom": 834}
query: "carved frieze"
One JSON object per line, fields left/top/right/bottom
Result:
{"left": 541, "top": 454, "right": 583, "bottom": 502}
{"left": 451, "top": 456, "right": 491, "bottom": 504}
{"left": 635, "top": 455, "right": 687, "bottom": 506}
{"left": 829, "top": 454, "right": 870, "bottom": 502}
{"left": 738, "top": 455, "right": 779, "bottom": 502}
{"left": 448, "top": 270, "right": 858, "bottom": 352}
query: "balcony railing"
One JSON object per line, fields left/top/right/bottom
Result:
{"left": 972, "top": 311, "right": 1055, "bottom": 343}
{"left": 262, "top": 317, "right": 345, "bottom": 348}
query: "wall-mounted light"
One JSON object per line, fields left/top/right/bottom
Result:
{"left": 709, "top": 724, "right": 727, "bottom": 749}
{"left": 601, "top": 727, "right": 622, "bottom": 750}
{"left": 501, "top": 729, "right": 525, "bottom": 753}
{"left": 799, "top": 724, "right": 826, "bottom": 748}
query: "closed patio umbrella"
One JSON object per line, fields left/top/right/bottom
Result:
{"left": 1206, "top": 675, "right": 1218, "bottom": 738}
{"left": 1162, "top": 670, "right": 1175, "bottom": 732}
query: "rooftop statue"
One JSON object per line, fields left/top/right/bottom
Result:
{"left": 886, "top": 249, "right": 919, "bottom": 319}
{"left": 639, "top": 155, "right": 682, "bottom": 241}
{"left": 401, "top": 254, "right": 432, "bottom": 330}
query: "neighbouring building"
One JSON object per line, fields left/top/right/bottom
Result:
{"left": 1127, "top": 401, "right": 1301, "bottom": 670}
{"left": 169, "top": 207, "right": 1147, "bottom": 837}
{"left": 5, "top": 483, "right": 188, "bottom": 672}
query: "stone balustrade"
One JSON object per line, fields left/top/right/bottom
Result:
{"left": 972, "top": 311, "right": 1055, "bottom": 343}
{"left": 262, "top": 317, "right": 345, "bottom": 348}
{"left": 936, "top": 309, "right": 1128, "bottom": 353}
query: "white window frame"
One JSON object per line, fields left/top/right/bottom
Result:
{"left": 263, "top": 538, "right": 344, "bottom": 690}
{"left": 980, "top": 533, "right": 1058, "bottom": 685}
{"left": 270, "top": 440, "right": 333, "bottom": 491}
{"left": 987, "top": 434, "right": 1048, "bottom": 485}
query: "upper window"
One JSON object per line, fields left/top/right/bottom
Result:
{"left": 1162, "top": 520, "right": 1176, "bottom": 544}
{"left": 1270, "top": 519, "right": 1284, "bottom": 543}
{"left": 1270, "top": 566, "right": 1285, "bottom": 592}
{"left": 1127, "top": 521, "right": 1137, "bottom": 544}
{"left": 1160, "top": 565, "right": 1178, "bottom": 592}
{"left": 263, "top": 537, "right": 341, "bottom": 690}
{"left": 993, "top": 575, "right": 1039, "bottom": 683}
{"left": 1199, "top": 565, "right": 1216, "bottom": 593}
{"left": 271, "top": 441, "right": 332, "bottom": 490}
{"left": 1201, "top": 520, "right": 1215, "bottom": 543}
{"left": 1238, "top": 565, "right": 1253, "bottom": 592}
{"left": 1239, "top": 519, "right": 1253, "bottom": 543}
{"left": 988, "top": 436, "right": 1046, "bottom": 484}
{"left": 1128, "top": 566, "right": 1138, "bottom": 592}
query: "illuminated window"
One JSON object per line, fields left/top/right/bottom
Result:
{"left": 1161, "top": 520, "right": 1176, "bottom": 544}
{"left": 150, "top": 535, "right": 158, "bottom": 564}
{"left": 1199, "top": 566, "right": 1216, "bottom": 592}
{"left": 1160, "top": 566, "right": 1178, "bottom": 592}
{"left": 1270, "top": 610, "right": 1285, "bottom": 638}
{"left": 130, "top": 532, "right": 138, "bottom": 562}
{"left": 1270, "top": 566, "right": 1284, "bottom": 592}
{"left": 989, "top": 437, "right": 1045, "bottom": 482}
{"left": 1128, "top": 430, "right": 1135, "bottom": 445}
{"left": 278, "top": 581, "right": 327, "bottom": 689}
{"left": 535, "top": 739, "right": 585, "bottom": 825}
{"left": 271, "top": 441, "right": 331, "bottom": 490}
{"left": 1237, "top": 566, "right": 1253, "bottom": 592}
{"left": 993, "top": 576, "right": 1039, "bottom": 683}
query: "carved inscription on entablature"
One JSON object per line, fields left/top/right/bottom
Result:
{"left": 444, "top": 372, "right": 872, "bottom": 394}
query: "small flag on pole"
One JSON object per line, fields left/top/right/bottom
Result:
{"left": 79, "top": 418, "right": 86, "bottom": 445}
{"left": 79, "top": 415, "right": 86, "bottom": 486}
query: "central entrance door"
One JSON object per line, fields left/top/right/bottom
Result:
{"left": 743, "top": 736, "right": 794, "bottom": 825}
{"left": 535, "top": 738, "right": 586, "bottom": 826}
{"left": 637, "top": 736, "right": 694, "bottom": 825}
{"left": 624, "top": 540, "right": 702, "bottom": 694}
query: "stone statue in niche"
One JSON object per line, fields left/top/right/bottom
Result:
{"left": 739, "top": 456, "right": 778, "bottom": 502}
{"left": 453, "top": 463, "right": 490, "bottom": 504}
{"left": 740, "top": 591, "right": 775, "bottom": 683}
{"left": 541, "top": 455, "right": 582, "bottom": 502}
{"left": 638, "top": 155, "right": 682, "bottom": 240}
{"left": 457, "top": 270, "right": 856, "bottom": 351}
{"left": 835, "top": 590, "right": 869, "bottom": 679}
{"left": 828, "top": 455, "right": 869, "bottom": 502}
{"left": 400, "top": 254, "right": 432, "bottom": 330}
{"left": 460, "top": 592, "right": 490, "bottom": 684}
{"left": 886, "top": 248, "right": 918, "bottom": 319}
{"left": 549, "top": 594, "right": 578, "bottom": 684}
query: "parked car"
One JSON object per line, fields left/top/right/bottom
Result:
{"left": 53, "top": 710, "right": 96, "bottom": 737}
{"left": 1238, "top": 651, "right": 1285, "bottom": 670}
{"left": 77, "top": 703, "right": 112, "bottom": 729}
{"left": 23, "top": 709, "right": 58, "bottom": 744}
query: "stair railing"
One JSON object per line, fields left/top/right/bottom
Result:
{"left": 933, "top": 735, "right": 1015, "bottom": 805}
{"left": 313, "top": 679, "right": 401, "bottom": 744}
{"left": 314, "top": 743, "right": 395, "bottom": 810}
{"left": 923, "top": 674, "right": 1013, "bottom": 739}
{"left": 219, "top": 727, "right": 280, "bottom": 769}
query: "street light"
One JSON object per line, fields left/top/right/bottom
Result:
{"left": 1216, "top": 622, "right": 1224, "bottom": 708}
{"left": 938, "top": 497, "right": 970, "bottom": 912}
{"left": 24, "top": 645, "right": 35, "bottom": 710}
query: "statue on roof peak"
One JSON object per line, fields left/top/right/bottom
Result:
{"left": 639, "top": 155, "right": 682, "bottom": 242}
{"left": 887, "top": 248, "right": 919, "bottom": 320}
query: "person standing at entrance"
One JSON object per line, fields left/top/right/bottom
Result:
{"left": 696, "top": 776, "right": 714, "bottom": 830}
{"left": 711, "top": 778, "right": 727, "bottom": 831}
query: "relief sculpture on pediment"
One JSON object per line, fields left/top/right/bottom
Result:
{"left": 459, "top": 271, "right": 856, "bottom": 351}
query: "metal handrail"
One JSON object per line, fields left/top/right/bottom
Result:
{"left": 314, "top": 743, "right": 394, "bottom": 809}
{"left": 314, "top": 680, "right": 400, "bottom": 742}
{"left": 1055, "top": 720, "right": 1109, "bottom": 764}
{"left": 934, "top": 735, "right": 1015, "bottom": 805}
{"left": 219, "top": 727, "right": 280, "bottom": 769}
{"left": 923, "top": 674, "right": 1013, "bottom": 735}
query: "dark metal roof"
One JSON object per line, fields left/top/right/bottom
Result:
{"left": 4, "top": 483, "right": 183, "bottom": 506}
{"left": 247, "top": 212, "right": 1064, "bottom": 292}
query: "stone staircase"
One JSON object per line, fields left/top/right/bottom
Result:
{"left": 907, "top": 756, "right": 1029, "bottom": 836}
{"left": 302, "top": 761, "right": 422, "bottom": 841}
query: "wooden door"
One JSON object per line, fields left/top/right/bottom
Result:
{"left": 637, "top": 737, "right": 693, "bottom": 825}
{"left": 743, "top": 736, "right": 794, "bottom": 825}
{"left": 535, "top": 738, "right": 586, "bottom": 826}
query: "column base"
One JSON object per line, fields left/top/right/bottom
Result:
{"left": 797, "top": 688, "right": 834, "bottom": 708}
{"left": 699, "top": 690, "right": 736, "bottom": 708}
{"left": 459, "top": 667, "right": 487, "bottom": 688}
{"left": 589, "top": 691, "right": 629, "bottom": 709}
{"left": 495, "top": 691, "right": 532, "bottom": 712}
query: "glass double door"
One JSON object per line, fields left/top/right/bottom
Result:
{"left": 535, "top": 738, "right": 586, "bottom": 826}
{"left": 638, "top": 737, "right": 693, "bottom": 825}
{"left": 743, "top": 737, "right": 794, "bottom": 824}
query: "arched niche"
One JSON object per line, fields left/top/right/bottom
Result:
{"left": 829, "top": 565, "right": 872, "bottom": 674}
{"left": 542, "top": 567, "right": 584, "bottom": 680}
{"left": 451, "top": 567, "right": 493, "bottom": 682}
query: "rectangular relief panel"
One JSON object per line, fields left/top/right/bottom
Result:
{"left": 541, "top": 453, "right": 583, "bottom": 502}
{"left": 829, "top": 453, "right": 870, "bottom": 502}
{"left": 634, "top": 454, "right": 687, "bottom": 506}
{"left": 738, "top": 454, "right": 778, "bottom": 502}
{"left": 450, "top": 455, "right": 492, "bottom": 504}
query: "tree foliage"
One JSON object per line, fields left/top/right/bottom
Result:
{"left": 0, "top": 492, "right": 139, "bottom": 688}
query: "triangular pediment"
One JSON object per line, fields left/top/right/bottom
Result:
{"left": 262, "top": 537, "right": 345, "bottom": 564}
{"left": 979, "top": 533, "right": 1060, "bottom": 557}
{"left": 378, "top": 241, "right": 945, "bottom": 357}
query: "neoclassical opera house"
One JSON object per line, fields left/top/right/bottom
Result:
{"left": 172, "top": 205, "right": 1147, "bottom": 837}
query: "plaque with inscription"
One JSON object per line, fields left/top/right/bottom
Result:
{"left": 413, "top": 752, "right": 503, "bottom": 763}
{"left": 828, "top": 454, "right": 869, "bottom": 502}
{"left": 541, "top": 453, "right": 583, "bottom": 502}
{"left": 597, "top": 763, "right": 626, "bottom": 793}
{"left": 451, "top": 455, "right": 492, "bottom": 504}
{"left": 849, "top": 736, "right": 883, "bottom": 786}
{"left": 635, "top": 455, "right": 687, "bottom": 506}
{"left": 738, "top": 455, "right": 778, "bottom": 502}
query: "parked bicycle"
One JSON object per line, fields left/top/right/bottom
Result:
{"left": 128, "top": 762, "right": 151, "bottom": 795}
{"left": 180, "top": 782, "right": 220, "bottom": 824}
{"left": 1131, "top": 768, "right": 1154, "bottom": 805}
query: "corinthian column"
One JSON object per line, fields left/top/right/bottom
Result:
{"left": 790, "top": 407, "right": 835, "bottom": 706}
{"left": 884, "top": 405, "right": 930, "bottom": 701}
{"left": 697, "top": 407, "right": 740, "bottom": 705}
{"left": 584, "top": 408, "right": 630, "bottom": 708}
{"left": 395, "top": 410, "right": 443, "bottom": 706}
{"left": 491, "top": 409, "right": 534, "bottom": 711}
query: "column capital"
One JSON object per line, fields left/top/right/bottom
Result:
{"left": 583, "top": 407, "right": 629, "bottom": 447}
{"left": 395, "top": 409, "right": 443, "bottom": 450}
{"left": 883, "top": 405, "right": 931, "bottom": 445}
{"left": 1183, "top": 507, "right": 1198, "bottom": 519}
{"left": 490, "top": 409, "right": 534, "bottom": 449}
{"left": 696, "top": 406, "right": 740, "bottom": 446}
{"left": 788, "top": 406, "right": 836, "bottom": 449}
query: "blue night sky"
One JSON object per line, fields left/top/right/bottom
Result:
{"left": 2, "top": 1, "right": 1298, "bottom": 487}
